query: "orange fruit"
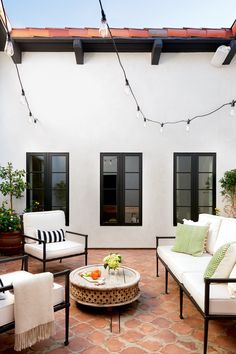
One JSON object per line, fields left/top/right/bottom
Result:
{"left": 91, "top": 270, "right": 100, "bottom": 280}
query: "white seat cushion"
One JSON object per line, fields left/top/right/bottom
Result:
{"left": 158, "top": 246, "right": 212, "bottom": 283}
{"left": 182, "top": 272, "right": 236, "bottom": 315}
{"left": 25, "top": 240, "right": 85, "bottom": 260}
{"left": 0, "top": 271, "right": 64, "bottom": 327}
{"left": 198, "top": 214, "right": 223, "bottom": 255}
{"left": 213, "top": 218, "right": 236, "bottom": 253}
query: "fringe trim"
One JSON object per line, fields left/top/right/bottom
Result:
{"left": 14, "top": 321, "right": 55, "bottom": 351}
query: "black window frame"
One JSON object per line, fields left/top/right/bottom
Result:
{"left": 26, "top": 152, "right": 69, "bottom": 225}
{"left": 100, "top": 152, "right": 142, "bottom": 226}
{"left": 173, "top": 152, "right": 216, "bottom": 226}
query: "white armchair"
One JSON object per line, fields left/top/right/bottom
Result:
{"left": 23, "top": 210, "right": 88, "bottom": 271}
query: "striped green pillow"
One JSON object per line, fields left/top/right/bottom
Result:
{"left": 204, "top": 242, "right": 236, "bottom": 279}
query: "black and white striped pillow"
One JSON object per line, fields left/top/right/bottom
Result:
{"left": 37, "top": 229, "right": 65, "bottom": 244}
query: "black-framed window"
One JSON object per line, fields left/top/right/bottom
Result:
{"left": 173, "top": 153, "right": 216, "bottom": 225}
{"left": 100, "top": 153, "right": 142, "bottom": 226}
{"left": 26, "top": 153, "right": 69, "bottom": 225}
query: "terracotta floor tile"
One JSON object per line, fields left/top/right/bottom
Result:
{"left": 1, "top": 249, "right": 236, "bottom": 353}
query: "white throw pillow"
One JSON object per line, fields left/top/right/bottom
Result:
{"left": 213, "top": 218, "right": 236, "bottom": 253}
{"left": 198, "top": 214, "right": 222, "bottom": 255}
{"left": 228, "top": 264, "right": 236, "bottom": 298}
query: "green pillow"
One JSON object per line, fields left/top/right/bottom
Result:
{"left": 172, "top": 223, "right": 209, "bottom": 256}
{"left": 204, "top": 242, "right": 236, "bottom": 279}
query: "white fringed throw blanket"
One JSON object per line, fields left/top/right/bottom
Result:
{"left": 13, "top": 272, "right": 55, "bottom": 351}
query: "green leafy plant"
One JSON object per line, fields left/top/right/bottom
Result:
{"left": 219, "top": 169, "right": 236, "bottom": 217}
{"left": 0, "top": 162, "right": 27, "bottom": 232}
{"left": 0, "top": 201, "right": 21, "bottom": 232}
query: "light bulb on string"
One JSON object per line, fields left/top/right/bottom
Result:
{"left": 4, "top": 34, "right": 14, "bottom": 57}
{"left": 186, "top": 120, "right": 190, "bottom": 132}
{"left": 143, "top": 118, "right": 147, "bottom": 128}
{"left": 136, "top": 106, "right": 141, "bottom": 119}
{"left": 229, "top": 100, "right": 236, "bottom": 116}
{"left": 28, "top": 111, "right": 37, "bottom": 124}
{"left": 20, "top": 89, "right": 27, "bottom": 105}
{"left": 124, "top": 79, "right": 131, "bottom": 96}
{"left": 99, "top": 19, "right": 108, "bottom": 37}
{"left": 160, "top": 123, "right": 164, "bottom": 133}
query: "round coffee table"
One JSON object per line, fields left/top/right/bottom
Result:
{"left": 70, "top": 264, "right": 140, "bottom": 307}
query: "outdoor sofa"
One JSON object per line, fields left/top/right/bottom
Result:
{"left": 156, "top": 213, "right": 236, "bottom": 354}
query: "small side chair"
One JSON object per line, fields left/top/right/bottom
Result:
{"left": 23, "top": 210, "right": 88, "bottom": 271}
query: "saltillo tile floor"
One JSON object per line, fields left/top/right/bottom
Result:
{"left": 1, "top": 249, "right": 236, "bottom": 353}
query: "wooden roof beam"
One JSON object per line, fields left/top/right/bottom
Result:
{"left": 223, "top": 39, "right": 236, "bottom": 65}
{"left": 73, "top": 39, "right": 84, "bottom": 64}
{"left": 151, "top": 39, "right": 163, "bottom": 65}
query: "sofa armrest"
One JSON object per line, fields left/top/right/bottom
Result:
{"left": 156, "top": 236, "right": 175, "bottom": 248}
{"left": 204, "top": 277, "right": 236, "bottom": 315}
{"left": 53, "top": 269, "right": 70, "bottom": 311}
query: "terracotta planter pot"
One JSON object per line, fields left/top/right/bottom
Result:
{"left": 0, "top": 231, "right": 23, "bottom": 255}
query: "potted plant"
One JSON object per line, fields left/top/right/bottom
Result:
{"left": 0, "top": 162, "right": 27, "bottom": 255}
{"left": 219, "top": 169, "right": 236, "bottom": 217}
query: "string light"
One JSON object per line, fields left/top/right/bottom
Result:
{"left": 98, "top": 0, "right": 108, "bottom": 37}
{"left": 98, "top": 0, "right": 235, "bottom": 131}
{"left": 1, "top": 0, "right": 38, "bottom": 125}
{"left": 143, "top": 117, "right": 147, "bottom": 128}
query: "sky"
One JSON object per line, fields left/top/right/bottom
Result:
{"left": 3, "top": 0, "right": 236, "bottom": 29}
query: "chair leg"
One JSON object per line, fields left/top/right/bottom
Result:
{"left": 85, "top": 252, "right": 88, "bottom": 265}
{"left": 43, "top": 261, "right": 46, "bottom": 272}
{"left": 165, "top": 268, "right": 169, "bottom": 294}
{"left": 203, "top": 318, "right": 209, "bottom": 354}
{"left": 64, "top": 305, "right": 69, "bottom": 345}
{"left": 179, "top": 286, "right": 184, "bottom": 319}
{"left": 156, "top": 254, "right": 159, "bottom": 277}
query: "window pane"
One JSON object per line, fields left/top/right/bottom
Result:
{"left": 176, "top": 207, "right": 191, "bottom": 223}
{"left": 103, "top": 174, "right": 117, "bottom": 188}
{"left": 176, "top": 173, "right": 191, "bottom": 189}
{"left": 103, "top": 190, "right": 116, "bottom": 205}
{"left": 199, "top": 156, "right": 213, "bottom": 172}
{"left": 52, "top": 156, "right": 66, "bottom": 172}
{"left": 125, "top": 190, "right": 139, "bottom": 206}
{"left": 176, "top": 156, "right": 191, "bottom": 172}
{"left": 125, "top": 207, "right": 139, "bottom": 223}
{"left": 176, "top": 190, "right": 191, "bottom": 206}
{"left": 102, "top": 206, "right": 118, "bottom": 224}
{"left": 199, "top": 173, "right": 212, "bottom": 189}
{"left": 103, "top": 156, "right": 117, "bottom": 173}
{"left": 29, "top": 173, "right": 44, "bottom": 188}
{"left": 125, "top": 173, "right": 139, "bottom": 189}
{"left": 30, "top": 155, "right": 44, "bottom": 172}
{"left": 29, "top": 189, "right": 44, "bottom": 208}
{"left": 125, "top": 156, "right": 139, "bottom": 172}
{"left": 198, "top": 206, "right": 213, "bottom": 214}
{"left": 52, "top": 173, "right": 66, "bottom": 188}
{"left": 199, "top": 190, "right": 212, "bottom": 206}
{"left": 52, "top": 189, "right": 67, "bottom": 206}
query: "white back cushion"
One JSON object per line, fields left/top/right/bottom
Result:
{"left": 214, "top": 218, "right": 236, "bottom": 253}
{"left": 198, "top": 214, "right": 222, "bottom": 255}
{"left": 23, "top": 210, "right": 66, "bottom": 243}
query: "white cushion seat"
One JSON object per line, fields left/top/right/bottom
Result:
{"left": 25, "top": 240, "right": 85, "bottom": 260}
{"left": 0, "top": 271, "right": 64, "bottom": 327}
{"left": 182, "top": 272, "right": 236, "bottom": 315}
{"left": 158, "top": 246, "right": 212, "bottom": 283}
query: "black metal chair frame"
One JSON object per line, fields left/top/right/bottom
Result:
{"left": 156, "top": 236, "right": 236, "bottom": 354}
{"left": 0, "top": 255, "right": 70, "bottom": 346}
{"left": 23, "top": 230, "right": 88, "bottom": 272}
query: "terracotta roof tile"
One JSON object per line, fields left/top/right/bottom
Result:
{"left": 66, "top": 28, "right": 89, "bottom": 37}
{"left": 166, "top": 28, "right": 188, "bottom": 37}
{"left": 128, "top": 29, "right": 149, "bottom": 37}
{"left": 10, "top": 26, "right": 235, "bottom": 39}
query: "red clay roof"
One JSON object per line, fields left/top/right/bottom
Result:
{"left": 10, "top": 26, "right": 236, "bottom": 39}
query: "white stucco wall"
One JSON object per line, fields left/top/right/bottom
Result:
{"left": 0, "top": 50, "right": 235, "bottom": 248}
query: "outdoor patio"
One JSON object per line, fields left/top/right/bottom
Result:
{"left": 1, "top": 249, "right": 236, "bottom": 354}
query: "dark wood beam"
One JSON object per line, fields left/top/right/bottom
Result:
{"left": 151, "top": 39, "right": 163, "bottom": 65}
{"left": 73, "top": 39, "right": 84, "bottom": 64}
{"left": 11, "top": 39, "right": 22, "bottom": 63}
{"left": 223, "top": 39, "right": 236, "bottom": 65}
